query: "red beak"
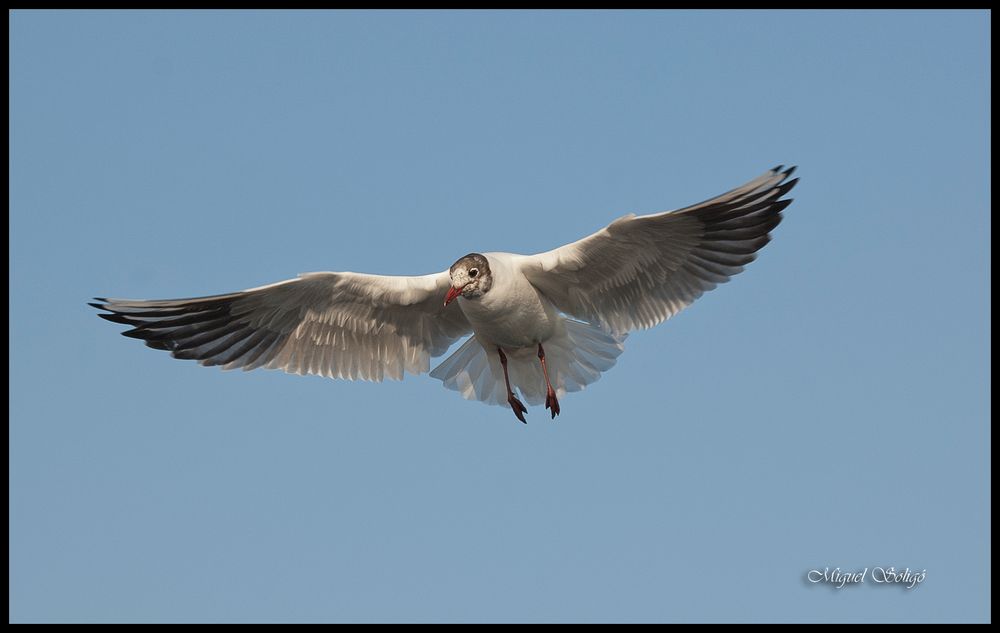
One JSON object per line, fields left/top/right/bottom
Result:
{"left": 444, "top": 286, "right": 463, "bottom": 306}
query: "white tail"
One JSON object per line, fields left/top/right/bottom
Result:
{"left": 429, "top": 318, "right": 627, "bottom": 407}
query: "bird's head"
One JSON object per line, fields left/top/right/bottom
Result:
{"left": 445, "top": 253, "right": 492, "bottom": 306}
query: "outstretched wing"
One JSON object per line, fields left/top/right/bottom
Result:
{"left": 91, "top": 271, "right": 472, "bottom": 381}
{"left": 518, "top": 166, "right": 797, "bottom": 334}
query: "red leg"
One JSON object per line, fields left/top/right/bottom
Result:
{"left": 538, "top": 343, "right": 560, "bottom": 419}
{"left": 498, "top": 347, "right": 527, "bottom": 424}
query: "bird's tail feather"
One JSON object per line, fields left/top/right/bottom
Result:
{"left": 429, "top": 318, "right": 626, "bottom": 407}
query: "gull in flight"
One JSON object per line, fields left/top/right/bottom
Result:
{"left": 92, "top": 166, "right": 797, "bottom": 423}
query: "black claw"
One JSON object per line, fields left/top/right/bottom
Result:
{"left": 508, "top": 397, "right": 527, "bottom": 424}
{"left": 545, "top": 392, "right": 561, "bottom": 420}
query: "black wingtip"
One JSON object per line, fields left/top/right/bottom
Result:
{"left": 771, "top": 199, "right": 793, "bottom": 215}
{"left": 98, "top": 313, "right": 134, "bottom": 325}
{"left": 88, "top": 302, "right": 105, "bottom": 310}
{"left": 772, "top": 164, "right": 784, "bottom": 173}
{"left": 783, "top": 165, "right": 797, "bottom": 178}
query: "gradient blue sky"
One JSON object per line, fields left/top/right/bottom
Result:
{"left": 10, "top": 10, "right": 990, "bottom": 623}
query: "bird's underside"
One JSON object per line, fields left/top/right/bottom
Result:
{"left": 92, "top": 166, "right": 798, "bottom": 423}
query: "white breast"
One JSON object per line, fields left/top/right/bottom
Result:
{"left": 457, "top": 252, "right": 560, "bottom": 349}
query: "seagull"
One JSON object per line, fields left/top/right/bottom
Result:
{"left": 92, "top": 166, "right": 797, "bottom": 423}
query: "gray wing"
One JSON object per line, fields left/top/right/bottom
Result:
{"left": 91, "top": 270, "right": 472, "bottom": 381}
{"left": 518, "top": 166, "right": 798, "bottom": 335}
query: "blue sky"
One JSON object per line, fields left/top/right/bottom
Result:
{"left": 10, "top": 10, "right": 990, "bottom": 623}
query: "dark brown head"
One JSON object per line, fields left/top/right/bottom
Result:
{"left": 444, "top": 253, "right": 493, "bottom": 306}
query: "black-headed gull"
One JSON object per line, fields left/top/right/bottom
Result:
{"left": 92, "top": 166, "right": 797, "bottom": 423}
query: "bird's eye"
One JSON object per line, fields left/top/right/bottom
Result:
{"left": 469, "top": 268, "right": 479, "bottom": 278}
